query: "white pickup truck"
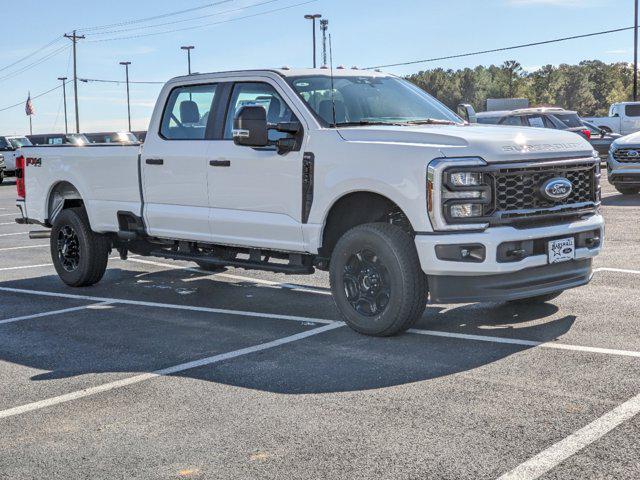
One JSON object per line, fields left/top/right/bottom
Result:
{"left": 583, "top": 102, "right": 640, "bottom": 135}
{"left": 0, "top": 135, "right": 32, "bottom": 178}
{"left": 14, "top": 68, "right": 604, "bottom": 336}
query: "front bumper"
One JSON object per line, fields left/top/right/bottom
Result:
{"left": 607, "top": 154, "right": 640, "bottom": 186}
{"left": 415, "top": 213, "right": 604, "bottom": 276}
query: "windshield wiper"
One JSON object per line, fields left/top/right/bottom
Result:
{"left": 334, "top": 120, "right": 411, "bottom": 127}
{"left": 404, "top": 118, "right": 457, "bottom": 125}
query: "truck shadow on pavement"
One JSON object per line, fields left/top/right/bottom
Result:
{"left": 601, "top": 193, "right": 640, "bottom": 206}
{"left": 0, "top": 268, "right": 576, "bottom": 394}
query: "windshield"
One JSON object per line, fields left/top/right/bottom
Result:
{"left": 67, "top": 134, "right": 89, "bottom": 145}
{"left": 287, "top": 75, "right": 462, "bottom": 127}
{"left": 8, "top": 137, "right": 32, "bottom": 148}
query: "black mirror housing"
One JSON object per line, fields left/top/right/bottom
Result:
{"left": 233, "top": 106, "right": 269, "bottom": 147}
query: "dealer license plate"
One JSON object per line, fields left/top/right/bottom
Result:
{"left": 548, "top": 237, "right": 575, "bottom": 264}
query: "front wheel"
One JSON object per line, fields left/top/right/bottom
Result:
{"left": 329, "top": 223, "right": 428, "bottom": 337}
{"left": 51, "top": 207, "right": 110, "bottom": 287}
{"left": 615, "top": 186, "right": 640, "bottom": 195}
{"left": 508, "top": 292, "right": 562, "bottom": 305}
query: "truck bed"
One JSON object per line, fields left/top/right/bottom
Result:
{"left": 21, "top": 144, "right": 142, "bottom": 233}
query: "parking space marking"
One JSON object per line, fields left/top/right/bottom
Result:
{"left": 498, "top": 392, "right": 640, "bottom": 480}
{"left": 0, "top": 263, "right": 53, "bottom": 272}
{"left": 0, "top": 244, "right": 48, "bottom": 252}
{"left": 0, "top": 213, "right": 18, "bottom": 217}
{"left": 0, "top": 232, "right": 27, "bottom": 237}
{"left": 0, "top": 301, "right": 112, "bottom": 326}
{"left": 0, "top": 222, "right": 17, "bottom": 226}
{"left": 594, "top": 267, "right": 640, "bottom": 275}
{"left": 127, "top": 258, "right": 332, "bottom": 295}
{"left": 408, "top": 329, "right": 640, "bottom": 359}
{"left": 0, "top": 322, "right": 344, "bottom": 420}
{"left": 0, "top": 286, "right": 336, "bottom": 325}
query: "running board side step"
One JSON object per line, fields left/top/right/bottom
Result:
{"left": 149, "top": 249, "right": 315, "bottom": 275}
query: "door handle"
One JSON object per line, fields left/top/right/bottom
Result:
{"left": 209, "top": 160, "right": 231, "bottom": 167}
{"left": 145, "top": 158, "right": 164, "bottom": 165}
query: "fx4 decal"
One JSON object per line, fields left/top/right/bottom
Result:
{"left": 26, "top": 157, "right": 42, "bottom": 167}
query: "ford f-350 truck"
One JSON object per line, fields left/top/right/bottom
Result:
{"left": 15, "top": 69, "right": 604, "bottom": 336}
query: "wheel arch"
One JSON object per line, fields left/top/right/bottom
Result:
{"left": 46, "top": 181, "right": 85, "bottom": 226}
{"left": 318, "top": 190, "right": 415, "bottom": 260}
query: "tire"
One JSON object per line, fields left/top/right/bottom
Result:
{"left": 0, "top": 171, "right": 4, "bottom": 184}
{"left": 615, "top": 186, "right": 640, "bottom": 195}
{"left": 508, "top": 292, "right": 562, "bottom": 305}
{"left": 50, "top": 207, "right": 110, "bottom": 287}
{"left": 329, "top": 223, "right": 428, "bottom": 337}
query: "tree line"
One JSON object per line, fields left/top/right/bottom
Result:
{"left": 406, "top": 60, "right": 634, "bottom": 116}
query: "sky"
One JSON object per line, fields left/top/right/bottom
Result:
{"left": 0, "top": 0, "right": 633, "bottom": 135}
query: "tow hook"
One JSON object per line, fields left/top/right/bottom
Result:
{"left": 28, "top": 230, "right": 51, "bottom": 239}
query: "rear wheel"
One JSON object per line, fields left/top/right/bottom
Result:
{"left": 615, "top": 186, "right": 640, "bottom": 195}
{"left": 51, "top": 208, "right": 110, "bottom": 287}
{"left": 0, "top": 170, "right": 4, "bottom": 184}
{"left": 508, "top": 292, "right": 562, "bottom": 305}
{"left": 330, "top": 223, "right": 427, "bottom": 337}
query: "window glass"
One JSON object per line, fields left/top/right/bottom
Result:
{"left": 625, "top": 104, "right": 640, "bottom": 117}
{"left": 224, "top": 82, "right": 296, "bottom": 141}
{"left": 527, "top": 116, "right": 545, "bottom": 128}
{"left": 476, "top": 116, "right": 502, "bottom": 124}
{"left": 161, "top": 84, "right": 217, "bottom": 140}
{"left": 49, "top": 137, "right": 63, "bottom": 145}
{"left": 501, "top": 115, "right": 523, "bottom": 126}
{"left": 0, "top": 137, "right": 9, "bottom": 150}
{"left": 553, "top": 113, "right": 582, "bottom": 128}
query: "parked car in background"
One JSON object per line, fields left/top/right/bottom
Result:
{"left": 581, "top": 120, "right": 621, "bottom": 158}
{"left": 27, "top": 133, "right": 89, "bottom": 146}
{"left": 132, "top": 131, "right": 147, "bottom": 143}
{"left": 607, "top": 131, "right": 640, "bottom": 195}
{"left": 0, "top": 154, "right": 5, "bottom": 184}
{"left": 0, "top": 135, "right": 32, "bottom": 176}
{"left": 85, "top": 132, "right": 140, "bottom": 144}
{"left": 583, "top": 102, "right": 640, "bottom": 135}
{"left": 490, "top": 108, "right": 592, "bottom": 139}
{"left": 476, "top": 110, "right": 512, "bottom": 125}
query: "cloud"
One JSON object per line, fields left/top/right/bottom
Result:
{"left": 605, "top": 49, "right": 631, "bottom": 55}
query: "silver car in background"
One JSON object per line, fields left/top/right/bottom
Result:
{"left": 607, "top": 131, "right": 640, "bottom": 195}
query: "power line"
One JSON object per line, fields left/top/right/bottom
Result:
{"left": 87, "top": 0, "right": 318, "bottom": 42}
{"left": 0, "top": 82, "right": 67, "bottom": 114}
{"left": 80, "top": 78, "right": 164, "bottom": 84}
{"left": 0, "top": 36, "right": 63, "bottom": 73}
{"left": 0, "top": 45, "right": 70, "bottom": 83}
{"left": 77, "top": 0, "right": 234, "bottom": 32}
{"left": 367, "top": 26, "right": 636, "bottom": 70}
{"left": 86, "top": 0, "right": 282, "bottom": 37}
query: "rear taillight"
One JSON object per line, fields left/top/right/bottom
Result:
{"left": 581, "top": 129, "right": 591, "bottom": 140}
{"left": 15, "top": 155, "right": 25, "bottom": 199}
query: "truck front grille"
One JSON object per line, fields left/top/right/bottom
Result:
{"left": 488, "top": 159, "right": 599, "bottom": 226}
{"left": 613, "top": 148, "right": 640, "bottom": 163}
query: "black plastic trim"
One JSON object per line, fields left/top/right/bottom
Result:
{"left": 302, "top": 152, "right": 314, "bottom": 223}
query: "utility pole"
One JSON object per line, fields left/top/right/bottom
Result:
{"left": 64, "top": 30, "right": 85, "bottom": 133}
{"left": 635, "top": 0, "right": 639, "bottom": 101}
{"left": 119, "top": 62, "right": 132, "bottom": 132}
{"left": 57, "top": 77, "right": 68, "bottom": 134}
{"left": 320, "top": 19, "right": 329, "bottom": 67}
{"left": 304, "top": 14, "right": 322, "bottom": 68}
{"left": 181, "top": 46, "right": 195, "bottom": 74}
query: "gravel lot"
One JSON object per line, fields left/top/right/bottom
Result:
{"left": 0, "top": 176, "right": 639, "bottom": 479}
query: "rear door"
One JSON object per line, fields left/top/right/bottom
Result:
{"left": 623, "top": 104, "right": 640, "bottom": 135}
{"left": 141, "top": 82, "right": 221, "bottom": 242}
{"left": 207, "top": 79, "right": 307, "bottom": 252}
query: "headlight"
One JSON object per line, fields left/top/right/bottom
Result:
{"left": 427, "top": 157, "right": 492, "bottom": 231}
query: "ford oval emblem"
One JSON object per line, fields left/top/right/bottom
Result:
{"left": 627, "top": 150, "right": 639, "bottom": 157}
{"left": 540, "top": 177, "right": 573, "bottom": 201}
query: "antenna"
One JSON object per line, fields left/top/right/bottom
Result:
{"left": 329, "top": 34, "right": 337, "bottom": 128}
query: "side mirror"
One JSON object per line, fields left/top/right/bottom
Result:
{"left": 457, "top": 103, "right": 477, "bottom": 123}
{"left": 233, "top": 106, "right": 268, "bottom": 147}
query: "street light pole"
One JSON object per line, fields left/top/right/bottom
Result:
{"left": 304, "top": 14, "right": 322, "bottom": 68}
{"left": 181, "top": 46, "right": 195, "bottom": 74}
{"left": 320, "top": 19, "right": 329, "bottom": 67}
{"left": 119, "top": 62, "right": 132, "bottom": 132}
{"left": 57, "top": 77, "right": 68, "bottom": 134}
{"left": 634, "top": 0, "right": 638, "bottom": 101}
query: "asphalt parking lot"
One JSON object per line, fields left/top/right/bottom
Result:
{"left": 0, "top": 177, "right": 639, "bottom": 480}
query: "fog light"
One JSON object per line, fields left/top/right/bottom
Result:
{"left": 450, "top": 203, "right": 483, "bottom": 218}
{"left": 435, "top": 244, "right": 485, "bottom": 263}
{"left": 450, "top": 172, "right": 482, "bottom": 186}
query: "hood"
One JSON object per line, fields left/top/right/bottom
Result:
{"left": 337, "top": 124, "right": 595, "bottom": 163}
{"left": 613, "top": 130, "right": 640, "bottom": 147}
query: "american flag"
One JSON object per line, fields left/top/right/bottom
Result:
{"left": 25, "top": 93, "right": 34, "bottom": 116}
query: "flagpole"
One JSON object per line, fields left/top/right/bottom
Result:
{"left": 29, "top": 115, "right": 32, "bottom": 135}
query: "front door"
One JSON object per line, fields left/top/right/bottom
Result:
{"left": 207, "top": 80, "right": 306, "bottom": 252}
{"left": 141, "top": 83, "right": 218, "bottom": 242}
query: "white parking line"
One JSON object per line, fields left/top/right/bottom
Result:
{"left": 0, "top": 322, "right": 343, "bottom": 420}
{"left": 408, "top": 329, "right": 640, "bottom": 359}
{"left": 498, "top": 392, "right": 640, "bottom": 480}
{"left": 594, "top": 267, "right": 640, "bottom": 275}
{"left": 0, "top": 244, "right": 47, "bottom": 252}
{"left": 0, "top": 286, "right": 335, "bottom": 325}
{"left": 0, "top": 301, "right": 112, "bottom": 326}
{"left": 0, "top": 263, "right": 53, "bottom": 272}
{"left": 0, "top": 222, "right": 17, "bottom": 226}
{"left": 0, "top": 213, "right": 17, "bottom": 217}
{"left": 0, "top": 232, "right": 27, "bottom": 237}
